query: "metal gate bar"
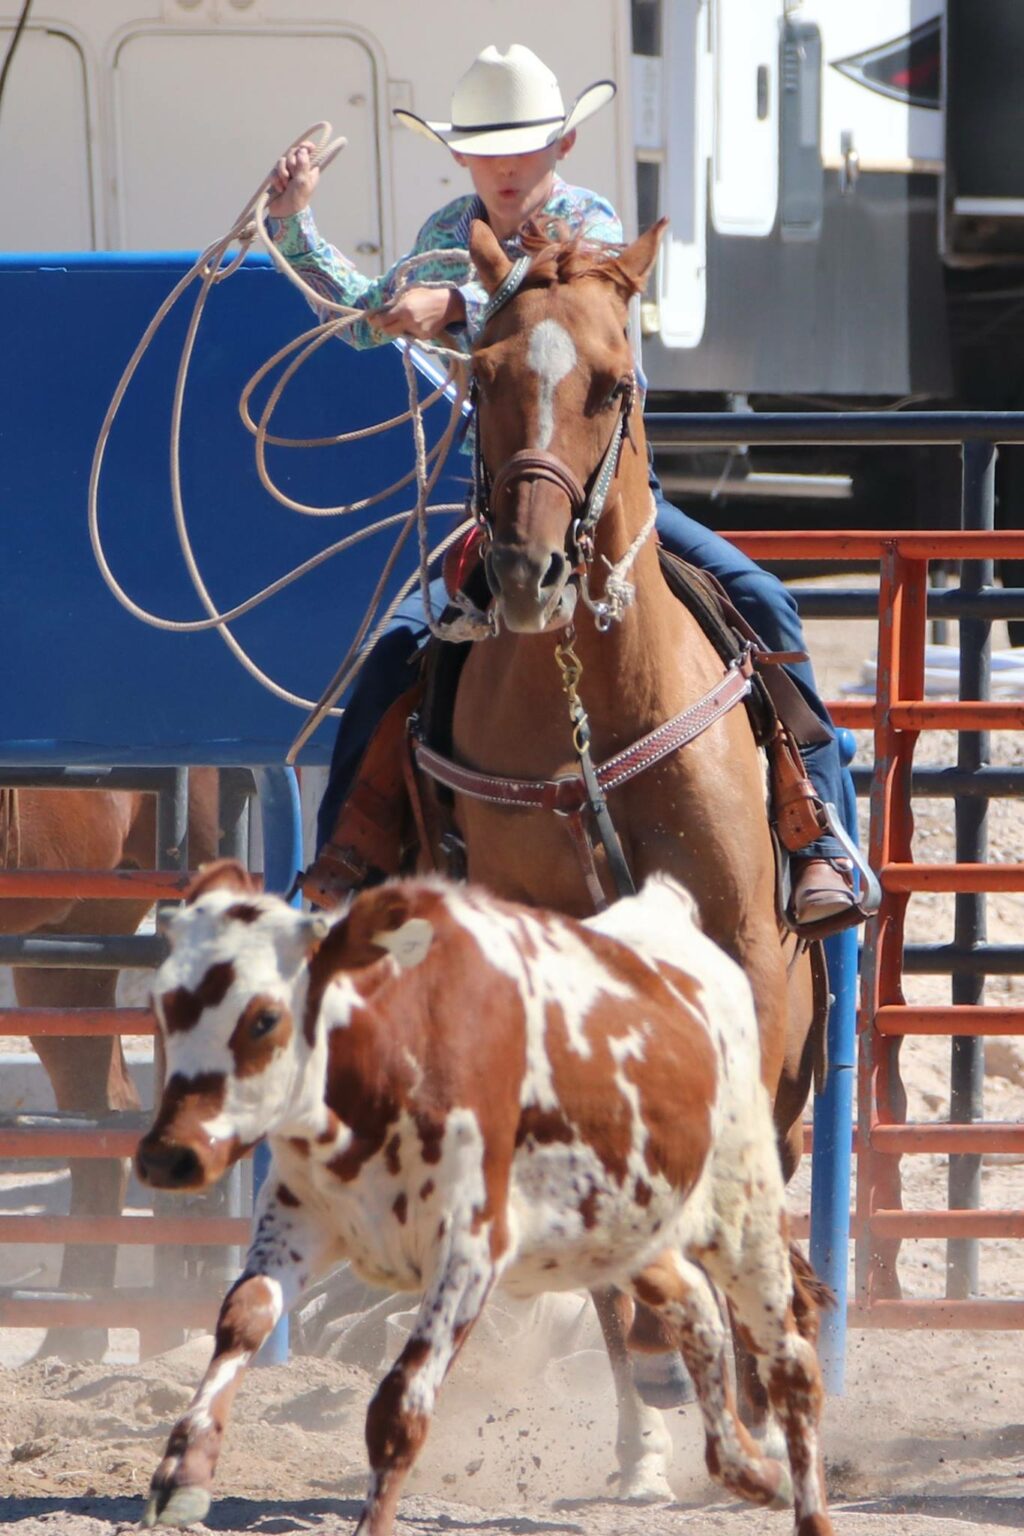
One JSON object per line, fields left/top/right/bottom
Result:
{"left": 648, "top": 406, "right": 1024, "bottom": 1375}
{"left": 0, "top": 766, "right": 301, "bottom": 1355}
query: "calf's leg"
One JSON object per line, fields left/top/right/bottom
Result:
{"left": 698, "top": 1140, "right": 834, "bottom": 1536}
{"left": 356, "top": 1233, "right": 498, "bottom": 1536}
{"left": 630, "top": 1251, "right": 794, "bottom": 1511}
{"left": 142, "top": 1186, "right": 334, "bottom": 1529}
{"left": 723, "top": 1244, "right": 833, "bottom": 1536}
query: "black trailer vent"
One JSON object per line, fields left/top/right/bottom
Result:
{"left": 832, "top": 17, "right": 941, "bottom": 111}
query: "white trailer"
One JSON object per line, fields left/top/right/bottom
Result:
{"left": 4, "top": 1, "right": 1024, "bottom": 535}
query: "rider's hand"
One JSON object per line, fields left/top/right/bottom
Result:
{"left": 267, "top": 141, "right": 320, "bottom": 218}
{"left": 369, "top": 286, "right": 465, "bottom": 341}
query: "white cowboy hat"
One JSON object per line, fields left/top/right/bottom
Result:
{"left": 393, "top": 43, "right": 616, "bottom": 157}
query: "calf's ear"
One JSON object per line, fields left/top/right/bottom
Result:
{"left": 300, "top": 913, "right": 331, "bottom": 953}
{"left": 185, "top": 859, "right": 258, "bottom": 903}
{"left": 372, "top": 917, "right": 434, "bottom": 969}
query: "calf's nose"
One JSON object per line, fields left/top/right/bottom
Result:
{"left": 135, "top": 1138, "right": 203, "bottom": 1190}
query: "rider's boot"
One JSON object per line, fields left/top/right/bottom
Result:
{"left": 301, "top": 682, "right": 423, "bottom": 909}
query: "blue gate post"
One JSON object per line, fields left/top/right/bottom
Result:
{"left": 809, "top": 729, "right": 860, "bottom": 1393}
{"left": 251, "top": 765, "right": 304, "bottom": 1364}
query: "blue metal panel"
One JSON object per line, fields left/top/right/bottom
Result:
{"left": 810, "top": 729, "right": 860, "bottom": 1394}
{"left": 0, "top": 253, "right": 464, "bottom": 767}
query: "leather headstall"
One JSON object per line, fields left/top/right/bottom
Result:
{"left": 471, "top": 375, "right": 636, "bottom": 573}
{"left": 469, "top": 252, "right": 637, "bottom": 574}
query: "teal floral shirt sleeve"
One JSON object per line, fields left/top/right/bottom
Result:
{"left": 267, "top": 178, "right": 626, "bottom": 352}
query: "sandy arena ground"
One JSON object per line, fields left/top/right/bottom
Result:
{"left": 1, "top": 587, "right": 1023, "bottom": 1535}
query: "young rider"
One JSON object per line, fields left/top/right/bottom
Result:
{"left": 266, "top": 43, "right": 859, "bottom": 929}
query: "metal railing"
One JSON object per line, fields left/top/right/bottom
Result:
{"left": 649, "top": 410, "right": 1024, "bottom": 1382}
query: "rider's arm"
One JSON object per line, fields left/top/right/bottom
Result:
{"left": 267, "top": 201, "right": 474, "bottom": 351}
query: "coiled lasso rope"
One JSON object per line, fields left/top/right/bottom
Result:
{"left": 87, "top": 122, "right": 491, "bottom": 764}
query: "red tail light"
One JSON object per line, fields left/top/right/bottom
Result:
{"left": 832, "top": 17, "right": 941, "bottom": 109}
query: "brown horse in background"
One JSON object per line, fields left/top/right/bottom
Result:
{"left": 3, "top": 774, "right": 219, "bottom": 1360}
{"left": 415, "top": 218, "right": 823, "bottom": 1497}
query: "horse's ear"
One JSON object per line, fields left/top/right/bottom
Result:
{"left": 469, "top": 219, "right": 514, "bottom": 295}
{"left": 616, "top": 216, "right": 669, "bottom": 293}
{"left": 185, "top": 859, "right": 258, "bottom": 904}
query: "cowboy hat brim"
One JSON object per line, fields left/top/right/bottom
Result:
{"left": 394, "top": 80, "right": 616, "bottom": 157}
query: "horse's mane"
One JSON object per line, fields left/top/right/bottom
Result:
{"left": 517, "top": 219, "right": 643, "bottom": 301}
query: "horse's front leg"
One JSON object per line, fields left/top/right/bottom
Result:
{"left": 590, "top": 1287, "right": 674, "bottom": 1502}
{"left": 21, "top": 966, "right": 140, "bottom": 1363}
{"left": 356, "top": 1231, "right": 498, "bottom": 1536}
{"left": 142, "top": 1182, "right": 334, "bottom": 1529}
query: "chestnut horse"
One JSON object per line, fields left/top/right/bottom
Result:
{"left": 3, "top": 774, "right": 218, "bottom": 1360}
{"left": 413, "top": 219, "right": 823, "bottom": 1498}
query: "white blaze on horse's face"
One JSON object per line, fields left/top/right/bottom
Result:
{"left": 526, "top": 319, "right": 578, "bottom": 450}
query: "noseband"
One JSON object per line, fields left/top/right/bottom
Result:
{"left": 470, "top": 257, "right": 636, "bottom": 572}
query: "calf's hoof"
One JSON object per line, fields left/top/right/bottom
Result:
{"left": 768, "top": 1462, "right": 793, "bottom": 1510}
{"left": 140, "top": 1480, "right": 212, "bottom": 1528}
{"left": 630, "top": 1349, "right": 695, "bottom": 1408}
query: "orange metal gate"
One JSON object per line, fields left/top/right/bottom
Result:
{"left": 738, "top": 526, "right": 1024, "bottom": 1330}
{"left": 0, "top": 771, "right": 253, "bottom": 1356}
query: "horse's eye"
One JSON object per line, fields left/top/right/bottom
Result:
{"left": 250, "top": 1008, "right": 281, "bottom": 1039}
{"left": 603, "top": 379, "right": 627, "bottom": 410}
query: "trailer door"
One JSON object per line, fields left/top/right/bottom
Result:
{"left": 112, "top": 29, "right": 381, "bottom": 262}
{"left": 710, "top": 0, "right": 780, "bottom": 236}
{"left": 0, "top": 26, "right": 93, "bottom": 249}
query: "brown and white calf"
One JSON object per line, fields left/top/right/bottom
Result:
{"left": 136, "top": 860, "right": 833, "bottom": 1536}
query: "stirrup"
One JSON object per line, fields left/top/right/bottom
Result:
{"left": 786, "top": 803, "right": 881, "bottom": 941}
{"left": 300, "top": 843, "right": 375, "bottom": 910}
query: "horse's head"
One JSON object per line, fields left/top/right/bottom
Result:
{"left": 470, "top": 216, "right": 667, "bottom": 633}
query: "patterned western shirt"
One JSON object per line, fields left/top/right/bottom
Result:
{"left": 266, "top": 176, "right": 624, "bottom": 352}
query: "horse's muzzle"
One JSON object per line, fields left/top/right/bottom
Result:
{"left": 484, "top": 541, "right": 576, "bottom": 632}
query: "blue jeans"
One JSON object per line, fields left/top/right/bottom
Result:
{"left": 317, "top": 479, "right": 845, "bottom": 860}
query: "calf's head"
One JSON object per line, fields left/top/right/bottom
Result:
{"left": 135, "top": 861, "right": 328, "bottom": 1191}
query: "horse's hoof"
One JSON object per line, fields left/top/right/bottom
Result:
{"left": 140, "top": 1482, "right": 212, "bottom": 1528}
{"left": 630, "top": 1350, "right": 695, "bottom": 1409}
{"left": 616, "top": 1466, "right": 675, "bottom": 1504}
{"left": 34, "top": 1327, "right": 108, "bottom": 1365}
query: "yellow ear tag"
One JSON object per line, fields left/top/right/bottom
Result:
{"left": 374, "top": 918, "right": 434, "bottom": 969}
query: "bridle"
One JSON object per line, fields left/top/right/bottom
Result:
{"left": 469, "top": 255, "right": 638, "bottom": 583}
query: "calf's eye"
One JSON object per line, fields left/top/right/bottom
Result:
{"left": 250, "top": 1008, "right": 281, "bottom": 1039}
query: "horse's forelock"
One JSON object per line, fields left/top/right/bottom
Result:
{"left": 518, "top": 221, "right": 641, "bottom": 303}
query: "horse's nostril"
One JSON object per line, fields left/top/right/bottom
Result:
{"left": 541, "top": 551, "right": 567, "bottom": 591}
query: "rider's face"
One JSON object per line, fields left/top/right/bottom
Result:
{"left": 453, "top": 134, "right": 576, "bottom": 240}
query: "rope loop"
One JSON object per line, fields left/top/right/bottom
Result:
{"left": 88, "top": 122, "right": 488, "bottom": 761}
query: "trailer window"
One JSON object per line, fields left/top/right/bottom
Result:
{"left": 632, "top": 0, "right": 663, "bottom": 58}
{"left": 636, "top": 159, "right": 662, "bottom": 232}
